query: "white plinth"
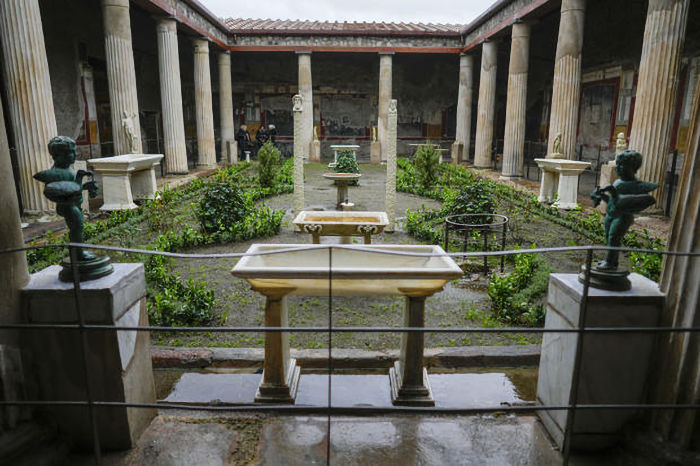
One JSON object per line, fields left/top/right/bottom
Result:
{"left": 536, "top": 273, "right": 664, "bottom": 451}
{"left": 22, "top": 263, "right": 156, "bottom": 449}
{"left": 88, "top": 154, "right": 164, "bottom": 210}
{"left": 534, "top": 158, "right": 590, "bottom": 209}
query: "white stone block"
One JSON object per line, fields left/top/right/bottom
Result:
{"left": 537, "top": 273, "right": 664, "bottom": 451}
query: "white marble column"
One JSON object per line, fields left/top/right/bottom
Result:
{"left": 385, "top": 99, "right": 398, "bottom": 232}
{"left": 474, "top": 41, "right": 498, "bottom": 168}
{"left": 292, "top": 95, "right": 305, "bottom": 216}
{"left": 0, "top": 0, "right": 57, "bottom": 214}
{"left": 629, "top": 0, "right": 690, "bottom": 204}
{"left": 547, "top": 0, "right": 586, "bottom": 160}
{"left": 102, "top": 0, "right": 142, "bottom": 155}
{"left": 452, "top": 54, "right": 474, "bottom": 165}
{"left": 378, "top": 53, "right": 394, "bottom": 162}
{"left": 501, "top": 23, "right": 531, "bottom": 180}
{"left": 193, "top": 38, "right": 216, "bottom": 168}
{"left": 297, "top": 52, "right": 314, "bottom": 162}
{"left": 218, "top": 52, "right": 236, "bottom": 164}
{"left": 156, "top": 18, "right": 188, "bottom": 174}
{"left": 653, "top": 72, "right": 699, "bottom": 447}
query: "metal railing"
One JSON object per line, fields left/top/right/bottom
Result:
{"left": 0, "top": 243, "right": 698, "bottom": 466}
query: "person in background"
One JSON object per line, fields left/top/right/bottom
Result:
{"left": 235, "top": 124, "right": 251, "bottom": 160}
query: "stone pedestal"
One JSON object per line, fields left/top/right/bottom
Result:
{"left": 102, "top": 0, "right": 142, "bottom": 156}
{"left": 370, "top": 141, "right": 382, "bottom": 164}
{"left": 218, "top": 52, "right": 235, "bottom": 166}
{"left": 390, "top": 296, "right": 434, "bottom": 406}
{"left": 535, "top": 158, "right": 590, "bottom": 209}
{"left": 193, "top": 38, "right": 216, "bottom": 168}
{"left": 255, "top": 294, "right": 300, "bottom": 403}
{"left": 501, "top": 23, "right": 530, "bottom": 180}
{"left": 537, "top": 273, "right": 664, "bottom": 451}
{"left": 88, "top": 154, "right": 164, "bottom": 210}
{"left": 474, "top": 41, "right": 498, "bottom": 168}
{"left": 596, "top": 161, "right": 618, "bottom": 212}
{"left": 22, "top": 263, "right": 156, "bottom": 450}
{"left": 156, "top": 18, "right": 188, "bottom": 174}
{"left": 377, "top": 53, "right": 393, "bottom": 163}
{"left": 297, "top": 52, "right": 314, "bottom": 164}
{"left": 309, "top": 140, "right": 321, "bottom": 163}
{"left": 630, "top": 0, "right": 690, "bottom": 203}
{"left": 0, "top": 0, "right": 57, "bottom": 213}
{"left": 454, "top": 54, "right": 474, "bottom": 165}
{"left": 292, "top": 94, "right": 305, "bottom": 216}
{"left": 385, "top": 99, "right": 398, "bottom": 232}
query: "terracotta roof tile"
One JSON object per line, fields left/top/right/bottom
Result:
{"left": 224, "top": 18, "right": 462, "bottom": 36}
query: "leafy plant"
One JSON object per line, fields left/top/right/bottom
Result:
{"left": 413, "top": 144, "right": 440, "bottom": 191}
{"left": 334, "top": 149, "right": 360, "bottom": 174}
{"left": 446, "top": 179, "right": 495, "bottom": 223}
{"left": 257, "top": 141, "right": 281, "bottom": 187}
{"left": 487, "top": 248, "right": 551, "bottom": 326}
{"left": 195, "top": 182, "right": 250, "bottom": 234}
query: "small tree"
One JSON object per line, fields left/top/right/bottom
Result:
{"left": 334, "top": 149, "right": 360, "bottom": 185}
{"left": 413, "top": 144, "right": 440, "bottom": 192}
{"left": 257, "top": 140, "right": 281, "bottom": 187}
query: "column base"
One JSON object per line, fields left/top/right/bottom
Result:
{"left": 389, "top": 361, "right": 434, "bottom": 406}
{"left": 255, "top": 358, "right": 301, "bottom": 403}
{"left": 499, "top": 175, "right": 522, "bottom": 181}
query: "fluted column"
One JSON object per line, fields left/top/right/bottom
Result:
{"left": 385, "top": 100, "right": 398, "bottom": 232}
{"left": 0, "top": 0, "right": 57, "bottom": 213}
{"left": 453, "top": 54, "right": 474, "bottom": 164}
{"left": 297, "top": 52, "right": 313, "bottom": 161}
{"left": 547, "top": 0, "right": 586, "bottom": 160}
{"left": 193, "top": 38, "right": 216, "bottom": 168}
{"left": 156, "top": 18, "right": 188, "bottom": 174}
{"left": 474, "top": 41, "right": 498, "bottom": 168}
{"left": 219, "top": 52, "right": 236, "bottom": 164}
{"left": 629, "top": 0, "right": 690, "bottom": 205}
{"left": 102, "top": 0, "right": 142, "bottom": 155}
{"left": 292, "top": 95, "right": 305, "bottom": 216}
{"left": 378, "top": 53, "right": 393, "bottom": 162}
{"left": 501, "top": 23, "right": 531, "bottom": 180}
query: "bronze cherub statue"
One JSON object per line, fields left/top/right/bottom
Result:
{"left": 582, "top": 150, "right": 657, "bottom": 290}
{"left": 34, "top": 136, "right": 113, "bottom": 282}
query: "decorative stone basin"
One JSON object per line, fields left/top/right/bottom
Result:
{"left": 323, "top": 173, "right": 362, "bottom": 208}
{"left": 534, "top": 158, "right": 591, "bottom": 209}
{"left": 231, "top": 244, "right": 462, "bottom": 406}
{"left": 232, "top": 244, "right": 460, "bottom": 297}
{"left": 292, "top": 210, "right": 389, "bottom": 244}
{"left": 88, "top": 153, "right": 164, "bottom": 210}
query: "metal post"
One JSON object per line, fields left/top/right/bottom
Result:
{"left": 326, "top": 246, "right": 333, "bottom": 466}
{"left": 70, "top": 245, "right": 102, "bottom": 466}
{"left": 500, "top": 222, "right": 507, "bottom": 273}
{"left": 562, "top": 248, "right": 593, "bottom": 465}
{"left": 483, "top": 229, "right": 489, "bottom": 274}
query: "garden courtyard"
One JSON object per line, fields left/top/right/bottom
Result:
{"left": 26, "top": 153, "right": 665, "bottom": 352}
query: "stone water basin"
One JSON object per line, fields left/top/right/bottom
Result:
{"left": 293, "top": 210, "right": 389, "bottom": 243}
{"left": 231, "top": 244, "right": 462, "bottom": 296}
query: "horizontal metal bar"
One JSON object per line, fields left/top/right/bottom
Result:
{"left": 1, "top": 323, "right": 699, "bottom": 333}
{"left": 0, "top": 400, "right": 697, "bottom": 414}
{"left": 2, "top": 242, "right": 698, "bottom": 259}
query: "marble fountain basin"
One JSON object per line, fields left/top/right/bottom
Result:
{"left": 323, "top": 173, "right": 361, "bottom": 182}
{"left": 231, "top": 244, "right": 462, "bottom": 296}
{"left": 292, "top": 210, "right": 389, "bottom": 237}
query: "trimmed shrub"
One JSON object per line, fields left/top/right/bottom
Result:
{"left": 413, "top": 145, "right": 440, "bottom": 191}
{"left": 257, "top": 141, "right": 281, "bottom": 187}
{"left": 195, "top": 182, "right": 249, "bottom": 234}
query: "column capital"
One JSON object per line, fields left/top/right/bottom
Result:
{"left": 155, "top": 16, "right": 178, "bottom": 32}
{"left": 295, "top": 50, "right": 312, "bottom": 55}
{"left": 378, "top": 51, "right": 395, "bottom": 56}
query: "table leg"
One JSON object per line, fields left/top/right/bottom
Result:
{"left": 337, "top": 183, "right": 348, "bottom": 209}
{"left": 256, "top": 294, "right": 300, "bottom": 403}
{"left": 390, "top": 296, "right": 434, "bottom": 406}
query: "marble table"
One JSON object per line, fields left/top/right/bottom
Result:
{"left": 534, "top": 158, "right": 591, "bottom": 209}
{"left": 231, "top": 244, "right": 463, "bottom": 405}
{"left": 88, "top": 153, "right": 164, "bottom": 210}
